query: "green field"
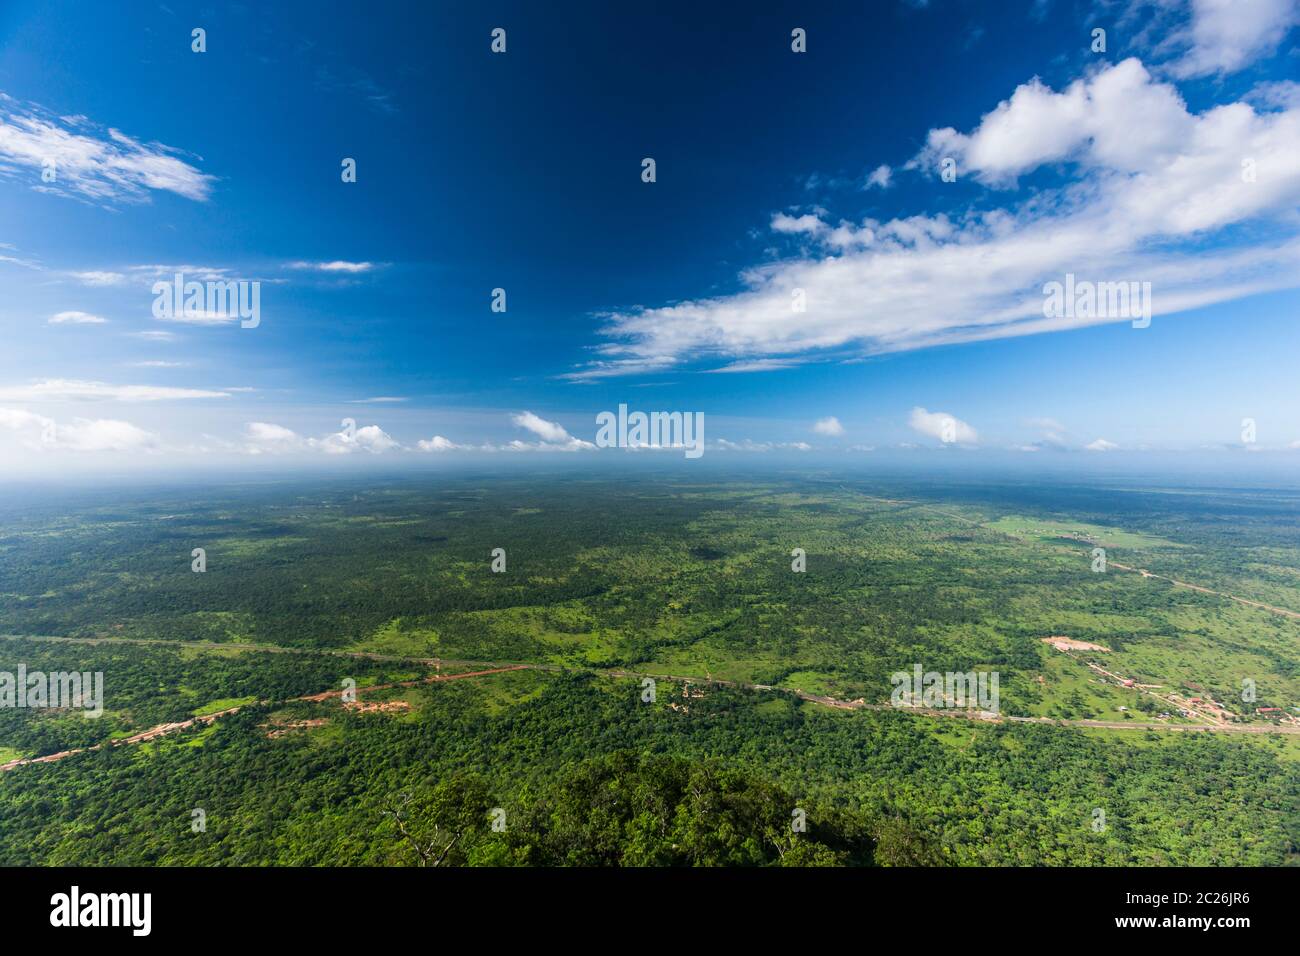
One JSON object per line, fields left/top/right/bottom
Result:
{"left": 0, "top": 472, "right": 1297, "bottom": 865}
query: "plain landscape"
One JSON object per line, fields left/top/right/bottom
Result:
{"left": 0, "top": 470, "right": 1296, "bottom": 866}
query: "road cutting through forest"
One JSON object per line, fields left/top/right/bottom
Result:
{"left": 4, "top": 633, "right": 1298, "bottom": 778}
{"left": 0, "top": 664, "right": 527, "bottom": 773}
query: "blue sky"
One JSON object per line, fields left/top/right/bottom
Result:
{"left": 1, "top": 0, "right": 1298, "bottom": 474}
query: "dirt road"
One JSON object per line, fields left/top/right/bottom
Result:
{"left": 0, "top": 663, "right": 528, "bottom": 773}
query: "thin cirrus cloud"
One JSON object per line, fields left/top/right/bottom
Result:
{"left": 0, "top": 96, "right": 215, "bottom": 203}
{"left": 569, "top": 57, "right": 1300, "bottom": 380}
{"left": 706, "top": 358, "right": 807, "bottom": 373}
{"left": 48, "top": 310, "right": 107, "bottom": 325}
{"left": 68, "top": 271, "right": 126, "bottom": 286}
{"left": 715, "top": 439, "right": 812, "bottom": 452}
{"left": 285, "top": 260, "right": 380, "bottom": 273}
{"left": 127, "top": 330, "right": 179, "bottom": 341}
{"left": 154, "top": 309, "right": 241, "bottom": 325}
{"left": 0, "top": 379, "right": 230, "bottom": 402}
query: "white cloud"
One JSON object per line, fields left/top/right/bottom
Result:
{"left": 499, "top": 412, "right": 596, "bottom": 451}
{"left": 0, "top": 101, "right": 214, "bottom": 202}
{"left": 865, "top": 164, "right": 892, "bottom": 189}
{"left": 416, "top": 435, "right": 461, "bottom": 452}
{"left": 0, "top": 379, "right": 228, "bottom": 401}
{"left": 129, "top": 264, "right": 231, "bottom": 281}
{"left": 128, "top": 330, "right": 178, "bottom": 341}
{"left": 574, "top": 59, "right": 1300, "bottom": 378}
{"left": 911, "top": 58, "right": 1194, "bottom": 186}
{"left": 1169, "top": 0, "right": 1300, "bottom": 78}
{"left": 154, "top": 308, "right": 239, "bottom": 325}
{"left": 812, "top": 416, "right": 845, "bottom": 436}
{"left": 0, "top": 407, "right": 159, "bottom": 452}
{"left": 511, "top": 411, "right": 573, "bottom": 443}
{"left": 1248, "top": 80, "right": 1300, "bottom": 110}
{"left": 56, "top": 418, "right": 159, "bottom": 452}
{"left": 243, "top": 421, "right": 304, "bottom": 454}
{"left": 1023, "top": 416, "right": 1069, "bottom": 448}
{"left": 126, "top": 360, "right": 188, "bottom": 368}
{"left": 908, "top": 407, "right": 978, "bottom": 444}
{"left": 314, "top": 423, "right": 401, "bottom": 455}
{"left": 241, "top": 421, "right": 399, "bottom": 455}
{"left": 69, "top": 271, "right": 125, "bottom": 286}
{"left": 285, "top": 260, "right": 378, "bottom": 273}
{"left": 706, "top": 358, "right": 806, "bottom": 373}
{"left": 501, "top": 437, "right": 595, "bottom": 452}
{"left": 715, "top": 438, "right": 813, "bottom": 452}
{"left": 1085, "top": 438, "right": 1120, "bottom": 451}
{"left": 770, "top": 212, "right": 826, "bottom": 236}
{"left": 49, "top": 310, "right": 107, "bottom": 325}
{"left": 349, "top": 396, "right": 407, "bottom": 404}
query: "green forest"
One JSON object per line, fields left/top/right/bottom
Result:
{"left": 1, "top": 473, "right": 1297, "bottom": 866}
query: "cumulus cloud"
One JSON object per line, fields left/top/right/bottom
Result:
{"left": 242, "top": 420, "right": 401, "bottom": 455}
{"left": 572, "top": 58, "right": 1300, "bottom": 379}
{"left": 416, "top": 435, "right": 461, "bottom": 452}
{"left": 49, "top": 311, "right": 107, "bottom": 325}
{"left": 316, "top": 424, "right": 399, "bottom": 454}
{"left": 0, "top": 407, "right": 160, "bottom": 452}
{"left": 0, "top": 100, "right": 214, "bottom": 203}
{"left": 770, "top": 212, "right": 826, "bottom": 235}
{"left": 812, "top": 416, "right": 845, "bottom": 436}
{"left": 908, "top": 407, "right": 978, "bottom": 444}
{"left": 1168, "top": 0, "right": 1300, "bottom": 78}
{"left": 242, "top": 422, "right": 304, "bottom": 454}
{"left": 865, "top": 164, "right": 892, "bottom": 189}
{"left": 1085, "top": 438, "right": 1120, "bottom": 451}
{"left": 511, "top": 411, "right": 573, "bottom": 443}
{"left": 499, "top": 411, "right": 595, "bottom": 451}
